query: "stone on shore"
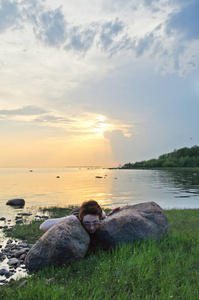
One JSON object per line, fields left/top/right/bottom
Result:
{"left": 6, "top": 199, "right": 25, "bottom": 207}
{"left": 25, "top": 218, "right": 90, "bottom": 271}
{"left": 8, "top": 258, "right": 19, "bottom": 266}
{"left": 91, "top": 201, "right": 171, "bottom": 250}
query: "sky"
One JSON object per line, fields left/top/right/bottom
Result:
{"left": 0, "top": 0, "right": 199, "bottom": 167}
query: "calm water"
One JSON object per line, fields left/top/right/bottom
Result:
{"left": 1, "top": 168, "right": 199, "bottom": 215}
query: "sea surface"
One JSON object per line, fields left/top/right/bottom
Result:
{"left": 1, "top": 167, "right": 199, "bottom": 219}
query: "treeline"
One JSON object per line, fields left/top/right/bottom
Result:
{"left": 122, "top": 145, "right": 199, "bottom": 168}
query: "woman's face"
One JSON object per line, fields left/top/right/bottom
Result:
{"left": 82, "top": 214, "right": 100, "bottom": 234}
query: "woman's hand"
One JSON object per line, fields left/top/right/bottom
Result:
{"left": 107, "top": 207, "right": 120, "bottom": 216}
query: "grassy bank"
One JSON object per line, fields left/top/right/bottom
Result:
{"left": 1, "top": 207, "right": 199, "bottom": 299}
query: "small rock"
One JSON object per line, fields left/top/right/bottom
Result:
{"left": 17, "top": 261, "right": 21, "bottom": 267}
{"left": 8, "top": 258, "right": 19, "bottom": 266}
{"left": 16, "top": 220, "right": 23, "bottom": 224}
{"left": 18, "top": 213, "right": 32, "bottom": 216}
{"left": 6, "top": 199, "right": 25, "bottom": 207}
{"left": 0, "top": 255, "right": 6, "bottom": 261}
{"left": 15, "top": 249, "right": 26, "bottom": 258}
{"left": 0, "top": 217, "right": 6, "bottom": 221}
{"left": 20, "top": 254, "right": 27, "bottom": 260}
{"left": 20, "top": 243, "right": 28, "bottom": 248}
{"left": 0, "top": 279, "right": 8, "bottom": 284}
{"left": 0, "top": 269, "right": 13, "bottom": 278}
{"left": 7, "top": 239, "right": 13, "bottom": 244}
{"left": 5, "top": 271, "right": 14, "bottom": 278}
{"left": 0, "top": 268, "right": 9, "bottom": 276}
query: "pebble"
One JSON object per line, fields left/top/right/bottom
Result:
{"left": 18, "top": 213, "right": 32, "bottom": 216}
{"left": 16, "top": 220, "right": 23, "bottom": 224}
{"left": 8, "top": 258, "right": 19, "bottom": 266}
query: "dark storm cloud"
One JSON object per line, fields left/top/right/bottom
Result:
{"left": 0, "top": 106, "right": 47, "bottom": 116}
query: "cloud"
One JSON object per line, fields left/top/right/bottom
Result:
{"left": 32, "top": 6, "right": 67, "bottom": 47}
{"left": 0, "top": 0, "right": 21, "bottom": 32}
{"left": 64, "top": 25, "right": 96, "bottom": 53}
{"left": 104, "top": 130, "right": 133, "bottom": 162}
{"left": 1, "top": 0, "right": 199, "bottom": 77}
{"left": 0, "top": 106, "right": 47, "bottom": 116}
{"left": 34, "top": 115, "right": 75, "bottom": 123}
{"left": 166, "top": 0, "right": 199, "bottom": 41}
{"left": 134, "top": 32, "right": 155, "bottom": 57}
{"left": 99, "top": 18, "right": 125, "bottom": 51}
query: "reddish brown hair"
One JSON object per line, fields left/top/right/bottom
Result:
{"left": 79, "top": 200, "right": 102, "bottom": 221}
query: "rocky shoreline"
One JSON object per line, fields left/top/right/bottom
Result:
{"left": 0, "top": 239, "right": 33, "bottom": 285}
{"left": 0, "top": 211, "right": 49, "bottom": 286}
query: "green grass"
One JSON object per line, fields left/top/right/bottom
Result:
{"left": 1, "top": 208, "right": 199, "bottom": 299}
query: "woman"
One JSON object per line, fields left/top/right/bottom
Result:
{"left": 39, "top": 200, "right": 120, "bottom": 234}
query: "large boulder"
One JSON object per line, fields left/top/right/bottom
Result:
{"left": 25, "top": 218, "right": 90, "bottom": 271}
{"left": 91, "top": 201, "right": 171, "bottom": 250}
{"left": 6, "top": 198, "right": 25, "bottom": 206}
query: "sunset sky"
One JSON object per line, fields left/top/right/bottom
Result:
{"left": 0, "top": 0, "right": 199, "bottom": 167}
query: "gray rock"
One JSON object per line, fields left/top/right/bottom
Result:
{"left": 0, "top": 279, "right": 8, "bottom": 283}
{"left": 6, "top": 199, "right": 25, "bottom": 207}
{"left": 0, "top": 255, "right": 6, "bottom": 261}
{"left": 91, "top": 201, "right": 171, "bottom": 250}
{"left": 8, "top": 258, "right": 19, "bottom": 266}
{"left": 0, "top": 268, "right": 9, "bottom": 276}
{"left": 16, "top": 220, "right": 23, "bottom": 224}
{"left": 7, "top": 239, "right": 13, "bottom": 244}
{"left": 20, "top": 253, "right": 27, "bottom": 260}
{"left": 14, "top": 249, "right": 27, "bottom": 258}
{"left": 25, "top": 218, "right": 90, "bottom": 271}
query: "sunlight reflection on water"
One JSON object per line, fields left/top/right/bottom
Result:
{"left": 1, "top": 168, "right": 199, "bottom": 217}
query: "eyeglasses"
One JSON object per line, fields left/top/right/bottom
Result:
{"left": 82, "top": 221, "right": 100, "bottom": 228}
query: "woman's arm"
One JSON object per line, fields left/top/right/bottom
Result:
{"left": 101, "top": 210, "right": 106, "bottom": 219}
{"left": 39, "top": 215, "right": 77, "bottom": 232}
